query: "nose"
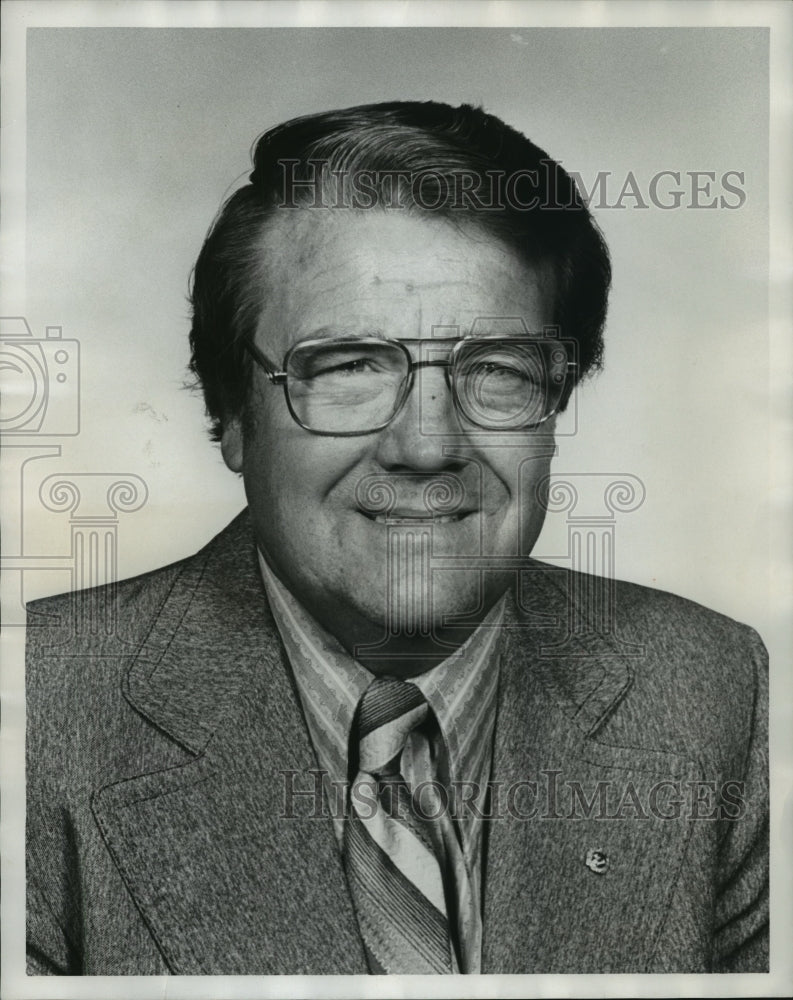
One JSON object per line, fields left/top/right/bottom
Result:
{"left": 374, "top": 363, "right": 464, "bottom": 472}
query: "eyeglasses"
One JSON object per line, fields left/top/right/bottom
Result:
{"left": 242, "top": 335, "right": 576, "bottom": 436}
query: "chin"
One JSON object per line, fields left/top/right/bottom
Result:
{"left": 359, "top": 570, "right": 488, "bottom": 632}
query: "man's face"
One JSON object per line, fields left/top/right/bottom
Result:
{"left": 222, "top": 209, "right": 558, "bottom": 670}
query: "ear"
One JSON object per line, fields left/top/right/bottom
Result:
{"left": 220, "top": 417, "right": 244, "bottom": 473}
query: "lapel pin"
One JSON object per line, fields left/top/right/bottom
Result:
{"left": 585, "top": 848, "right": 609, "bottom": 874}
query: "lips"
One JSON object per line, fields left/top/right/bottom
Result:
{"left": 360, "top": 508, "right": 476, "bottom": 525}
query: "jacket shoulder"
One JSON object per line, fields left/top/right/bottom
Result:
{"left": 609, "top": 574, "right": 767, "bottom": 695}
{"left": 25, "top": 515, "right": 254, "bottom": 815}
{"left": 25, "top": 553, "right": 198, "bottom": 783}
{"left": 592, "top": 573, "right": 766, "bottom": 764}
{"left": 25, "top": 512, "right": 250, "bottom": 758}
{"left": 26, "top": 555, "right": 193, "bottom": 656}
{"left": 25, "top": 509, "right": 250, "bottom": 657}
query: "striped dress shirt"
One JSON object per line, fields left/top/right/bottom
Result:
{"left": 258, "top": 552, "right": 504, "bottom": 971}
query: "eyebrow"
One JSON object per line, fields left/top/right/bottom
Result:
{"left": 300, "top": 325, "right": 388, "bottom": 342}
{"left": 299, "top": 325, "right": 538, "bottom": 346}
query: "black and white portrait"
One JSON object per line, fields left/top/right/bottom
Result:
{"left": 2, "top": 2, "right": 790, "bottom": 997}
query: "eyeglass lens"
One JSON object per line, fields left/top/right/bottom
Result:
{"left": 285, "top": 339, "right": 567, "bottom": 433}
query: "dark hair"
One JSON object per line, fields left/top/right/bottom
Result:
{"left": 189, "top": 101, "right": 611, "bottom": 440}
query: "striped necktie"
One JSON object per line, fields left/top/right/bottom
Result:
{"left": 344, "top": 676, "right": 458, "bottom": 974}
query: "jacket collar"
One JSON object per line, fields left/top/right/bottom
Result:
{"left": 123, "top": 510, "right": 278, "bottom": 754}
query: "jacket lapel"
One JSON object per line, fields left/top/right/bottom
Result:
{"left": 91, "top": 512, "right": 367, "bottom": 974}
{"left": 482, "top": 565, "right": 699, "bottom": 973}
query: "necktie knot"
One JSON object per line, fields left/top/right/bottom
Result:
{"left": 354, "top": 676, "right": 428, "bottom": 777}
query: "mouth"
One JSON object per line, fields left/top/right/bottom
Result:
{"left": 359, "top": 510, "right": 476, "bottom": 526}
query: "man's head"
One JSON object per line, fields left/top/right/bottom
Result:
{"left": 188, "top": 101, "right": 611, "bottom": 670}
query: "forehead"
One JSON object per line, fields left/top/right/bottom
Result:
{"left": 253, "top": 209, "right": 554, "bottom": 354}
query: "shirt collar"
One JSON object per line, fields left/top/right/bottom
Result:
{"left": 257, "top": 551, "right": 504, "bottom": 795}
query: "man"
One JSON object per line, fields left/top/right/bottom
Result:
{"left": 26, "top": 101, "right": 768, "bottom": 975}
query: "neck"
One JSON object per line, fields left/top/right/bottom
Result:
{"left": 318, "top": 596, "right": 507, "bottom": 679}
{"left": 347, "top": 626, "right": 481, "bottom": 678}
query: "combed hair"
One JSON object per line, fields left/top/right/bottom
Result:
{"left": 189, "top": 101, "right": 611, "bottom": 440}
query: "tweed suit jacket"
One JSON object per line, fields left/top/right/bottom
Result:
{"left": 25, "top": 510, "right": 769, "bottom": 975}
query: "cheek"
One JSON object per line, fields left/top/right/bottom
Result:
{"left": 483, "top": 448, "right": 553, "bottom": 547}
{"left": 521, "top": 454, "right": 554, "bottom": 512}
{"left": 242, "top": 412, "right": 365, "bottom": 535}
{"left": 518, "top": 454, "right": 554, "bottom": 551}
{"left": 479, "top": 445, "right": 554, "bottom": 503}
{"left": 241, "top": 405, "right": 305, "bottom": 543}
{"left": 246, "top": 440, "right": 318, "bottom": 536}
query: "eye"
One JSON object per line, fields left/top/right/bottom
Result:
{"left": 293, "top": 348, "right": 384, "bottom": 380}
{"left": 288, "top": 339, "right": 407, "bottom": 386}
{"left": 316, "top": 356, "right": 378, "bottom": 377}
{"left": 468, "top": 360, "right": 536, "bottom": 389}
{"left": 478, "top": 361, "right": 527, "bottom": 378}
